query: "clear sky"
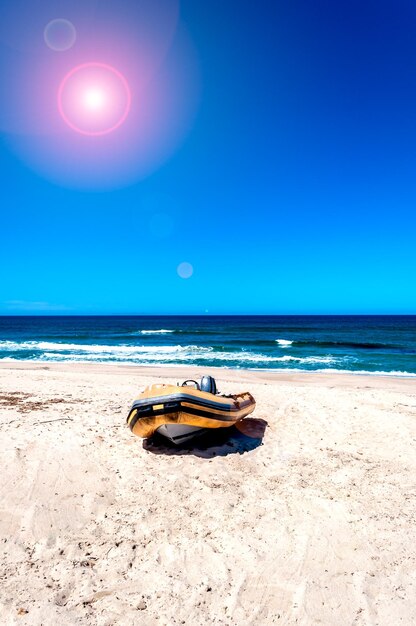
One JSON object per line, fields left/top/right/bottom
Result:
{"left": 1, "top": 0, "right": 415, "bottom": 315}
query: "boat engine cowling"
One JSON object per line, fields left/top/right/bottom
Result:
{"left": 200, "top": 375, "right": 217, "bottom": 394}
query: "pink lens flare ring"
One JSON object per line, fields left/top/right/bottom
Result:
{"left": 58, "top": 62, "right": 132, "bottom": 136}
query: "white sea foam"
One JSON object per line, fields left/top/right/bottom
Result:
{"left": 0, "top": 339, "right": 340, "bottom": 365}
{"left": 265, "top": 355, "right": 338, "bottom": 364}
{"left": 29, "top": 348, "right": 339, "bottom": 365}
{"left": 1, "top": 339, "right": 414, "bottom": 377}
{"left": 312, "top": 368, "right": 416, "bottom": 378}
{"left": 40, "top": 347, "right": 209, "bottom": 362}
{"left": 243, "top": 366, "right": 416, "bottom": 377}
{"left": 0, "top": 339, "right": 325, "bottom": 364}
{"left": 275, "top": 339, "right": 293, "bottom": 347}
{"left": 0, "top": 340, "right": 208, "bottom": 355}
{"left": 1, "top": 348, "right": 415, "bottom": 377}
{"left": 133, "top": 329, "right": 174, "bottom": 335}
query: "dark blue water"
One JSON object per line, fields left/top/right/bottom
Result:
{"left": 0, "top": 316, "right": 415, "bottom": 376}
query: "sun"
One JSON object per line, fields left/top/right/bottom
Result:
{"left": 58, "top": 62, "right": 131, "bottom": 136}
{"left": 83, "top": 88, "right": 106, "bottom": 110}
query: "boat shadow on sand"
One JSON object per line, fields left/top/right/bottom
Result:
{"left": 142, "top": 418, "right": 268, "bottom": 458}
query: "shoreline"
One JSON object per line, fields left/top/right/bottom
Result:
{"left": 1, "top": 360, "right": 415, "bottom": 389}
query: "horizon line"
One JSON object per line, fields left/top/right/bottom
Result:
{"left": 1, "top": 313, "right": 415, "bottom": 318}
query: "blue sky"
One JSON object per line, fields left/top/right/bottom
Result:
{"left": 1, "top": 0, "right": 415, "bottom": 314}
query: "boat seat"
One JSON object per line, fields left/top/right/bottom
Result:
{"left": 200, "top": 375, "right": 217, "bottom": 394}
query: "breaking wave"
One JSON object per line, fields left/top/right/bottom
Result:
{"left": 275, "top": 339, "right": 293, "bottom": 347}
{"left": 276, "top": 339, "right": 410, "bottom": 351}
{"left": 131, "top": 329, "right": 175, "bottom": 335}
{"left": 0, "top": 339, "right": 343, "bottom": 367}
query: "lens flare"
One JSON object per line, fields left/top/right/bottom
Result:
{"left": 177, "top": 262, "right": 193, "bottom": 279}
{"left": 44, "top": 19, "right": 76, "bottom": 52}
{"left": 0, "top": 0, "right": 198, "bottom": 189}
{"left": 57, "top": 62, "right": 131, "bottom": 136}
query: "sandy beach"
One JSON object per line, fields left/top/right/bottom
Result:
{"left": 0, "top": 362, "right": 415, "bottom": 625}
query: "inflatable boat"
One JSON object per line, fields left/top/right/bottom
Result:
{"left": 127, "top": 375, "right": 256, "bottom": 444}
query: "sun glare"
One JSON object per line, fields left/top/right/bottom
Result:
{"left": 58, "top": 62, "right": 131, "bottom": 136}
{"left": 83, "top": 88, "right": 106, "bottom": 110}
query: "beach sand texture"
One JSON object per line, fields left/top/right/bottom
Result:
{"left": 0, "top": 363, "right": 415, "bottom": 625}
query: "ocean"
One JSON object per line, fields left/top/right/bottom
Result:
{"left": 0, "top": 316, "right": 415, "bottom": 376}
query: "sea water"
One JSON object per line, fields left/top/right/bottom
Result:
{"left": 0, "top": 316, "right": 415, "bottom": 376}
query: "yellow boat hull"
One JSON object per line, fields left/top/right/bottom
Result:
{"left": 127, "top": 383, "right": 256, "bottom": 440}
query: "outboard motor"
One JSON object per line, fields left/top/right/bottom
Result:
{"left": 200, "top": 375, "right": 217, "bottom": 394}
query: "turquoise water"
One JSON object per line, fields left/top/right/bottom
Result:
{"left": 0, "top": 316, "right": 415, "bottom": 376}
